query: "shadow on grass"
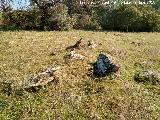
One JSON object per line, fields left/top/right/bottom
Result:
{"left": 0, "top": 25, "right": 154, "bottom": 33}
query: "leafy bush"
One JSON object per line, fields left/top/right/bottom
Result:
{"left": 93, "top": 4, "right": 111, "bottom": 30}
{"left": 139, "top": 5, "right": 160, "bottom": 32}
{"left": 23, "top": 9, "right": 41, "bottom": 30}
{"left": 96, "top": 4, "right": 160, "bottom": 32}
{"left": 1, "top": 4, "right": 74, "bottom": 31}
{"left": 1, "top": 8, "right": 41, "bottom": 30}
{"left": 73, "top": 14, "right": 101, "bottom": 30}
{"left": 152, "top": 0, "right": 160, "bottom": 10}
{"left": 0, "top": 13, "right": 2, "bottom": 26}
{"left": 46, "top": 4, "right": 75, "bottom": 31}
{"left": 1, "top": 4, "right": 160, "bottom": 32}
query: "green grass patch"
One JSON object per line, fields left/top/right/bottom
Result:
{"left": 0, "top": 31, "right": 160, "bottom": 119}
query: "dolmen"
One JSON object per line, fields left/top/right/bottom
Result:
{"left": 93, "top": 54, "right": 119, "bottom": 77}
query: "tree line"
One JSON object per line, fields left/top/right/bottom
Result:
{"left": 0, "top": 0, "right": 160, "bottom": 32}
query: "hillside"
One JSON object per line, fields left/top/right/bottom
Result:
{"left": 0, "top": 31, "right": 160, "bottom": 120}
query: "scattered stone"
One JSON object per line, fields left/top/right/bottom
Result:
{"left": 114, "top": 33, "right": 121, "bottom": 36}
{"left": 66, "top": 38, "right": 82, "bottom": 51}
{"left": 69, "top": 50, "right": 85, "bottom": 60}
{"left": 134, "top": 70, "right": 160, "bottom": 85}
{"left": 99, "top": 43, "right": 102, "bottom": 45}
{"left": 88, "top": 40, "right": 97, "bottom": 48}
{"left": 113, "top": 33, "right": 125, "bottom": 37}
{"left": 131, "top": 41, "right": 141, "bottom": 46}
{"left": 24, "top": 65, "right": 60, "bottom": 90}
{"left": 92, "top": 53, "right": 119, "bottom": 77}
{"left": 49, "top": 52, "right": 56, "bottom": 56}
{"left": 65, "top": 39, "right": 98, "bottom": 51}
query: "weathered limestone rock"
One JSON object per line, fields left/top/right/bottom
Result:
{"left": 66, "top": 38, "right": 82, "bottom": 51}
{"left": 88, "top": 40, "right": 97, "bottom": 48}
{"left": 134, "top": 70, "right": 160, "bottom": 85}
{"left": 69, "top": 50, "right": 85, "bottom": 60}
{"left": 24, "top": 64, "right": 61, "bottom": 90}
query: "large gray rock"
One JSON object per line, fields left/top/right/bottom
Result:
{"left": 93, "top": 54, "right": 119, "bottom": 77}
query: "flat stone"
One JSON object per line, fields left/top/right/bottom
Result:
{"left": 69, "top": 50, "right": 85, "bottom": 60}
{"left": 24, "top": 65, "right": 60, "bottom": 89}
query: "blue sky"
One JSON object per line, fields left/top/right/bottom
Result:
{"left": 10, "top": 0, "right": 158, "bottom": 9}
{"left": 11, "top": 0, "right": 30, "bottom": 9}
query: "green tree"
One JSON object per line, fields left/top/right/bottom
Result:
{"left": 29, "top": 0, "right": 62, "bottom": 30}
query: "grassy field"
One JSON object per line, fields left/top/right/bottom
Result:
{"left": 0, "top": 30, "right": 160, "bottom": 120}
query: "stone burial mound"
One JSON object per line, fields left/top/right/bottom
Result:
{"left": 92, "top": 54, "right": 119, "bottom": 77}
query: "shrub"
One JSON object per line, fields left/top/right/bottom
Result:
{"left": 73, "top": 14, "right": 101, "bottom": 30}
{"left": 92, "top": 5, "right": 113, "bottom": 30}
{"left": 1, "top": 4, "right": 160, "bottom": 32}
{"left": 139, "top": 5, "right": 160, "bottom": 32}
{"left": 47, "top": 4, "right": 75, "bottom": 31}
{"left": 1, "top": 9, "right": 41, "bottom": 30}
{"left": 96, "top": 4, "right": 160, "bottom": 32}
{"left": 23, "top": 9, "right": 41, "bottom": 30}
{"left": 0, "top": 12, "right": 2, "bottom": 23}
{"left": 3, "top": 10, "right": 26, "bottom": 30}
{"left": 1, "top": 4, "right": 74, "bottom": 31}
{"left": 153, "top": 0, "right": 160, "bottom": 10}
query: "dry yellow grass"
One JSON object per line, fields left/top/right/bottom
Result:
{"left": 0, "top": 30, "right": 160, "bottom": 120}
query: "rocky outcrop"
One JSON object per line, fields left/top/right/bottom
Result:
{"left": 24, "top": 64, "right": 61, "bottom": 91}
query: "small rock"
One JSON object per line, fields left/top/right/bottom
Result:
{"left": 49, "top": 52, "right": 56, "bottom": 56}
{"left": 131, "top": 41, "right": 141, "bottom": 46}
{"left": 88, "top": 40, "right": 97, "bottom": 48}
{"left": 66, "top": 38, "right": 82, "bottom": 51}
{"left": 69, "top": 50, "right": 85, "bottom": 60}
{"left": 134, "top": 70, "right": 160, "bottom": 85}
